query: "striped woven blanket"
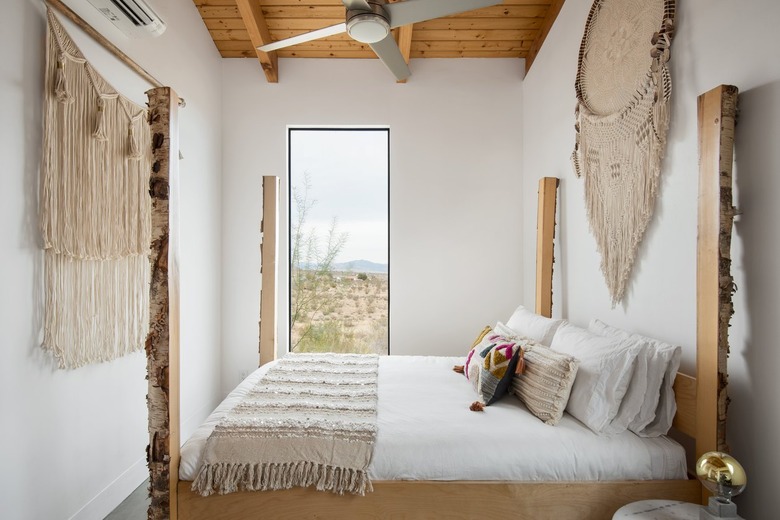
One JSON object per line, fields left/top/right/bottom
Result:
{"left": 192, "top": 353, "right": 379, "bottom": 496}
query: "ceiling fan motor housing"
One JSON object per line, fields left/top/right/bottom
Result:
{"left": 346, "top": 1, "right": 390, "bottom": 44}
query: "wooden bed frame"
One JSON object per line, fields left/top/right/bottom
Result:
{"left": 144, "top": 85, "right": 737, "bottom": 519}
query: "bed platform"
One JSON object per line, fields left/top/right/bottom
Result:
{"left": 178, "top": 479, "right": 700, "bottom": 520}
{"left": 143, "top": 84, "right": 737, "bottom": 519}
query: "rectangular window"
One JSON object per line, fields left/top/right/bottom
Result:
{"left": 288, "top": 128, "right": 389, "bottom": 355}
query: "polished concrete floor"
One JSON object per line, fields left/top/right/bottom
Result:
{"left": 104, "top": 480, "right": 148, "bottom": 520}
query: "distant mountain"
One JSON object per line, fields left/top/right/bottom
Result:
{"left": 333, "top": 259, "right": 388, "bottom": 274}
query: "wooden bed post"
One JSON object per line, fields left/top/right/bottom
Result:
{"left": 259, "top": 176, "right": 280, "bottom": 366}
{"left": 535, "top": 177, "right": 559, "bottom": 318}
{"left": 146, "top": 87, "right": 181, "bottom": 520}
{"left": 696, "top": 84, "right": 738, "bottom": 501}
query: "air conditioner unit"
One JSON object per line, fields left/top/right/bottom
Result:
{"left": 87, "top": 0, "right": 166, "bottom": 38}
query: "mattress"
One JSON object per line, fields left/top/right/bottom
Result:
{"left": 180, "top": 355, "right": 687, "bottom": 482}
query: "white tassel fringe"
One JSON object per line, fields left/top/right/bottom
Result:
{"left": 42, "top": 8, "right": 152, "bottom": 368}
{"left": 193, "top": 462, "right": 373, "bottom": 497}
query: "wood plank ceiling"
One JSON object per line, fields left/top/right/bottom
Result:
{"left": 193, "top": 0, "right": 564, "bottom": 82}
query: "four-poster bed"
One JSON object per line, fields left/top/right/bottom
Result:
{"left": 143, "top": 84, "right": 737, "bottom": 519}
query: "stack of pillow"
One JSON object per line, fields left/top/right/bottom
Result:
{"left": 459, "top": 305, "right": 682, "bottom": 437}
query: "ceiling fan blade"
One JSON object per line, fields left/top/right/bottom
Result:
{"left": 258, "top": 23, "right": 347, "bottom": 52}
{"left": 385, "top": 0, "right": 502, "bottom": 28}
{"left": 341, "top": 0, "right": 372, "bottom": 10}
{"left": 369, "top": 34, "right": 411, "bottom": 81}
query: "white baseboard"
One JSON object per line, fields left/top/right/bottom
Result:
{"left": 68, "top": 457, "right": 148, "bottom": 520}
{"left": 67, "top": 398, "right": 220, "bottom": 520}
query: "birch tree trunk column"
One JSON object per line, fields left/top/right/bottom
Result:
{"left": 145, "top": 87, "right": 181, "bottom": 520}
{"left": 696, "top": 85, "right": 738, "bottom": 505}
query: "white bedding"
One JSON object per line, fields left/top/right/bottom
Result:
{"left": 180, "top": 355, "right": 686, "bottom": 482}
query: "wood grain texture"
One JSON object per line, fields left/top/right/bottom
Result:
{"left": 259, "top": 176, "right": 279, "bottom": 366}
{"left": 178, "top": 479, "right": 700, "bottom": 519}
{"left": 192, "top": 0, "right": 559, "bottom": 67}
{"left": 235, "top": 0, "right": 279, "bottom": 82}
{"left": 696, "top": 85, "right": 738, "bottom": 504}
{"left": 524, "top": 0, "right": 564, "bottom": 73}
{"left": 672, "top": 372, "right": 697, "bottom": 439}
{"left": 535, "top": 177, "right": 559, "bottom": 318}
{"left": 146, "top": 87, "right": 181, "bottom": 520}
{"left": 395, "top": 24, "right": 413, "bottom": 84}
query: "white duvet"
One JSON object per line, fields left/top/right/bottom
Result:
{"left": 180, "top": 355, "right": 686, "bottom": 482}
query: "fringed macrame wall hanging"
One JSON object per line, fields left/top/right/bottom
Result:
{"left": 571, "top": 0, "right": 675, "bottom": 306}
{"left": 41, "top": 8, "right": 152, "bottom": 369}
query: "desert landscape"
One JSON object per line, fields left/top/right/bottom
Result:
{"left": 290, "top": 270, "right": 388, "bottom": 355}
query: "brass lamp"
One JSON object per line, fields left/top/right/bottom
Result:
{"left": 696, "top": 452, "right": 746, "bottom": 520}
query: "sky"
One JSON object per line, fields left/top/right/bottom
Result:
{"left": 289, "top": 129, "right": 389, "bottom": 265}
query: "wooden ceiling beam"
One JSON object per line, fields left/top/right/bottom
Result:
{"left": 197, "top": 5, "right": 549, "bottom": 20}
{"left": 524, "top": 0, "right": 564, "bottom": 74}
{"left": 395, "top": 25, "right": 413, "bottom": 84}
{"left": 235, "top": 0, "right": 279, "bottom": 83}
{"left": 196, "top": 0, "right": 564, "bottom": 70}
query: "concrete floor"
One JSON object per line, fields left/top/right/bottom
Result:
{"left": 104, "top": 480, "right": 149, "bottom": 520}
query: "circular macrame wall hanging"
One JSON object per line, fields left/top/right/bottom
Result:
{"left": 571, "top": 0, "right": 675, "bottom": 306}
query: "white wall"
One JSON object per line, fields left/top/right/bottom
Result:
{"left": 221, "top": 58, "right": 524, "bottom": 394}
{"left": 521, "top": 0, "right": 780, "bottom": 516}
{"left": 0, "top": 1, "right": 223, "bottom": 518}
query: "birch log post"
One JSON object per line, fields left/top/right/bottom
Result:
{"left": 145, "top": 87, "right": 181, "bottom": 520}
{"left": 696, "top": 84, "right": 738, "bottom": 503}
{"left": 535, "top": 177, "right": 559, "bottom": 318}
{"left": 259, "top": 176, "right": 279, "bottom": 366}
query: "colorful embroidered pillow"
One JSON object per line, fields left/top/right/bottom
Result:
{"left": 470, "top": 325, "right": 492, "bottom": 349}
{"left": 464, "top": 327, "right": 492, "bottom": 386}
{"left": 476, "top": 337, "right": 523, "bottom": 405}
{"left": 465, "top": 336, "right": 494, "bottom": 393}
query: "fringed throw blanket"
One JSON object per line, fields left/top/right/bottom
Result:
{"left": 41, "top": 9, "right": 152, "bottom": 368}
{"left": 193, "top": 353, "right": 379, "bottom": 496}
{"left": 571, "top": 0, "right": 675, "bottom": 306}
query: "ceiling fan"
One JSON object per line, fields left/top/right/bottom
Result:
{"left": 258, "top": 0, "right": 502, "bottom": 81}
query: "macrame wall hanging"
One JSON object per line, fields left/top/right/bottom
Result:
{"left": 571, "top": 0, "right": 675, "bottom": 306}
{"left": 41, "top": 8, "right": 152, "bottom": 369}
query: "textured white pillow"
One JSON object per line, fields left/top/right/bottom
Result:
{"left": 495, "top": 323, "right": 580, "bottom": 426}
{"left": 589, "top": 319, "right": 682, "bottom": 437}
{"left": 505, "top": 305, "right": 563, "bottom": 346}
{"left": 603, "top": 344, "right": 650, "bottom": 435}
{"left": 550, "top": 321, "right": 641, "bottom": 434}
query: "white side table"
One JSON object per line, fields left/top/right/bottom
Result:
{"left": 613, "top": 500, "right": 701, "bottom": 519}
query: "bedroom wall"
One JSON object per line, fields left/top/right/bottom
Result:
{"left": 220, "top": 58, "right": 524, "bottom": 395}
{"left": 520, "top": 0, "right": 780, "bottom": 516}
{"left": 0, "top": 1, "right": 222, "bottom": 518}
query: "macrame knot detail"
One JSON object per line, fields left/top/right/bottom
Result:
{"left": 571, "top": 0, "right": 675, "bottom": 306}
{"left": 43, "top": 6, "right": 152, "bottom": 369}
{"left": 54, "top": 53, "right": 73, "bottom": 104}
{"left": 128, "top": 121, "right": 142, "bottom": 159}
{"left": 93, "top": 97, "right": 109, "bottom": 141}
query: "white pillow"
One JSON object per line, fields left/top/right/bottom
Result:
{"left": 550, "top": 321, "right": 641, "bottom": 434}
{"left": 589, "top": 319, "right": 682, "bottom": 437}
{"left": 603, "top": 344, "right": 650, "bottom": 435}
{"left": 505, "top": 305, "right": 563, "bottom": 346}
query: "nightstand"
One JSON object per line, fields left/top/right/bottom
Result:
{"left": 613, "top": 500, "right": 701, "bottom": 519}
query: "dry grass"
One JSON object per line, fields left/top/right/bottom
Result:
{"left": 291, "top": 271, "right": 388, "bottom": 355}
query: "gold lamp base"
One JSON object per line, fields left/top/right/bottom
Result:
{"left": 696, "top": 452, "right": 747, "bottom": 520}
{"left": 699, "top": 497, "right": 744, "bottom": 520}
